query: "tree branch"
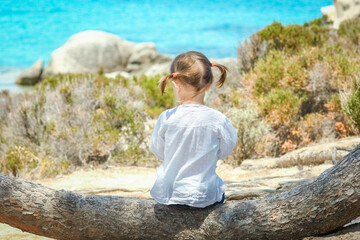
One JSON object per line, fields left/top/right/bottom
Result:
{"left": 1, "top": 144, "right": 360, "bottom": 239}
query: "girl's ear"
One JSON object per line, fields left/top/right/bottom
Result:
{"left": 171, "top": 80, "right": 181, "bottom": 93}
{"left": 205, "top": 83, "right": 212, "bottom": 92}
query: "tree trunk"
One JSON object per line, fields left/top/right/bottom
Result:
{"left": 1, "top": 145, "right": 360, "bottom": 240}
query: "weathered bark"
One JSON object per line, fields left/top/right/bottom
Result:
{"left": 1, "top": 145, "right": 360, "bottom": 240}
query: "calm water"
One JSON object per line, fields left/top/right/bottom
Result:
{"left": 0, "top": 0, "right": 333, "bottom": 91}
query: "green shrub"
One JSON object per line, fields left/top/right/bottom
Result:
{"left": 324, "top": 45, "right": 360, "bottom": 89}
{"left": 134, "top": 75, "right": 175, "bottom": 116}
{"left": 304, "top": 15, "right": 332, "bottom": 27}
{"left": 258, "top": 20, "right": 329, "bottom": 53}
{"left": 253, "top": 50, "right": 286, "bottom": 95}
{"left": 338, "top": 17, "right": 360, "bottom": 45}
{"left": 283, "top": 55, "right": 308, "bottom": 91}
{"left": 39, "top": 73, "right": 86, "bottom": 90}
{"left": 0, "top": 146, "right": 39, "bottom": 177}
{"left": 260, "top": 88, "right": 305, "bottom": 125}
{"left": 327, "top": 94, "right": 342, "bottom": 112}
{"left": 227, "top": 106, "right": 269, "bottom": 163}
{"left": 236, "top": 15, "right": 358, "bottom": 156}
{"left": 251, "top": 50, "right": 308, "bottom": 93}
{"left": 0, "top": 73, "right": 156, "bottom": 178}
{"left": 342, "top": 77, "right": 360, "bottom": 133}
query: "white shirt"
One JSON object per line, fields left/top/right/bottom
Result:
{"left": 150, "top": 104, "right": 237, "bottom": 208}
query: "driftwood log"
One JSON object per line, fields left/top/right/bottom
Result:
{"left": 0, "top": 145, "right": 360, "bottom": 240}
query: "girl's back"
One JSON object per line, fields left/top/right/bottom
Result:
{"left": 150, "top": 51, "right": 237, "bottom": 208}
{"left": 150, "top": 104, "right": 237, "bottom": 208}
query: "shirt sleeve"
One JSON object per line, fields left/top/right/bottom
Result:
{"left": 217, "top": 117, "right": 237, "bottom": 159}
{"left": 150, "top": 112, "right": 166, "bottom": 160}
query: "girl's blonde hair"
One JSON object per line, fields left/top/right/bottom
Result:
{"left": 160, "top": 51, "right": 228, "bottom": 95}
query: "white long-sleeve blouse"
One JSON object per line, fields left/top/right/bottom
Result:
{"left": 150, "top": 104, "right": 237, "bottom": 208}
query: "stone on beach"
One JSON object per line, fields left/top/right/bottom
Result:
{"left": 15, "top": 59, "right": 43, "bottom": 85}
{"left": 43, "top": 31, "right": 135, "bottom": 75}
{"left": 126, "top": 42, "right": 171, "bottom": 73}
{"left": 42, "top": 30, "right": 171, "bottom": 77}
{"left": 19, "top": 30, "right": 240, "bottom": 85}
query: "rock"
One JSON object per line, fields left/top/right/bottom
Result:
{"left": 43, "top": 31, "right": 136, "bottom": 75}
{"left": 43, "top": 30, "right": 172, "bottom": 78}
{"left": 104, "top": 71, "right": 131, "bottom": 79}
{"left": 332, "top": 0, "right": 360, "bottom": 29}
{"left": 141, "top": 61, "right": 172, "bottom": 76}
{"left": 15, "top": 59, "right": 43, "bottom": 85}
{"left": 126, "top": 42, "right": 172, "bottom": 73}
{"left": 274, "top": 137, "right": 360, "bottom": 168}
{"left": 240, "top": 157, "right": 277, "bottom": 170}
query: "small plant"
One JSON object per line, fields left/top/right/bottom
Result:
{"left": 282, "top": 55, "right": 308, "bottom": 91}
{"left": 257, "top": 20, "right": 329, "bottom": 53}
{"left": 338, "top": 17, "right": 360, "bottom": 45}
{"left": 260, "top": 88, "right": 305, "bottom": 125}
{"left": 0, "top": 146, "right": 39, "bottom": 177}
{"left": 237, "top": 34, "right": 267, "bottom": 73}
{"left": 227, "top": 106, "right": 269, "bottom": 163}
{"left": 325, "top": 94, "right": 342, "bottom": 112}
{"left": 342, "top": 76, "right": 360, "bottom": 133}
{"left": 253, "top": 50, "right": 286, "bottom": 95}
{"left": 0, "top": 73, "right": 158, "bottom": 178}
{"left": 134, "top": 75, "right": 175, "bottom": 116}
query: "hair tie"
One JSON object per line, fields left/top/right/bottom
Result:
{"left": 211, "top": 63, "right": 215, "bottom": 67}
{"left": 172, "top": 73, "right": 178, "bottom": 78}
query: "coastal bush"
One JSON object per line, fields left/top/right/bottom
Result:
{"left": 252, "top": 50, "right": 285, "bottom": 95}
{"left": 0, "top": 144, "right": 70, "bottom": 178}
{"left": 237, "top": 34, "right": 267, "bottom": 73}
{"left": 342, "top": 76, "right": 360, "bottom": 133}
{"left": 243, "top": 48, "right": 308, "bottom": 125}
{"left": 338, "top": 17, "right": 360, "bottom": 45}
{"left": 39, "top": 73, "right": 86, "bottom": 90}
{"left": 326, "top": 49, "right": 359, "bottom": 89}
{"left": 257, "top": 19, "right": 329, "bottom": 53}
{"left": 326, "top": 94, "right": 342, "bottom": 113}
{"left": 0, "top": 91, "right": 11, "bottom": 148}
{"left": 260, "top": 88, "right": 304, "bottom": 125}
{"left": 250, "top": 49, "right": 309, "bottom": 96}
{"left": 227, "top": 106, "right": 269, "bottom": 163}
{"left": 237, "top": 16, "right": 360, "bottom": 155}
{"left": 0, "top": 74, "right": 158, "bottom": 178}
{"left": 1, "top": 146, "right": 37, "bottom": 176}
{"left": 134, "top": 74, "right": 175, "bottom": 116}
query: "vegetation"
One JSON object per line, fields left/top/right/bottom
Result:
{"left": 133, "top": 75, "right": 175, "bottom": 116}
{"left": 227, "top": 105, "right": 269, "bottom": 163}
{"left": 0, "top": 74, "right": 169, "bottom": 178}
{"left": 338, "top": 17, "right": 360, "bottom": 45}
{"left": 342, "top": 76, "right": 360, "bottom": 133}
{"left": 258, "top": 19, "right": 329, "bottom": 53}
{"left": 2, "top": 16, "right": 360, "bottom": 178}
{"left": 238, "top": 16, "right": 360, "bottom": 156}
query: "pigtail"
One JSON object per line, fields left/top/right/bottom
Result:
{"left": 160, "top": 73, "right": 179, "bottom": 95}
{"left": 160, "top": 74, "right": 172, "bottom": 95}
{"left": 213, "top": 63, "right": 229, "bottom": 88}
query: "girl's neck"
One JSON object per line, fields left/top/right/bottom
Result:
{"left": 181, "top": 100, "right": 204, "bottom": 105}
{"left": 180, "top": 92, "right": 205, "bottom": 105}
{"left": 173, "top": 80, "right": 206, "bottom": 105}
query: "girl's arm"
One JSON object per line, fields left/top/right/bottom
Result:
{"left": 217, "top": 118, "right": 237, "bottom": 159}
{"left": 150, "top": 113, "right": 166, "bottom": 160}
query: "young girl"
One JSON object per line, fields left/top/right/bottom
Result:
{"left": 150, "top": 51, "right": 237, "bottom": 208}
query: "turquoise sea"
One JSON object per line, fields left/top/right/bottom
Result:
{"left": 0, "top": 0, "right": 333, "bottom": 92}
